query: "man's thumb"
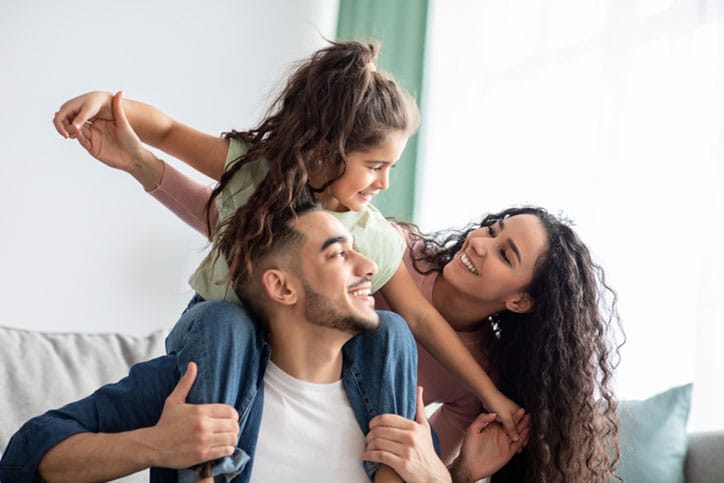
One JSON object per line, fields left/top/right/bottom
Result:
{"left": 167, "top": 362, "right": 197, "bottom": 404}
{"left": 415, "top": 386, "right": 428, "bottom": 425}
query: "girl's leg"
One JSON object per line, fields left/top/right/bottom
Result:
{"left": 166, "top": 298, "right": 264, "bottom": 482}
{"left": 342, "top": 310, "right": 419, "bottom": 479}
{"left": 342, "top": 310, "right": 418, "bottom": 430}
{"left": 165, "top": 298, "right": 264, "bottom": 414}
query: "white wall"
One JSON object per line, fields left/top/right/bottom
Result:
{"left": 0, "top": 0, "right": 339, "bottom": 335}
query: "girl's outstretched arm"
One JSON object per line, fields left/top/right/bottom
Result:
{"left": 379, "top": 263, "right": 523, "bottom": 441}
{"left": 54, "top": 90, "right": 229, "bottom": 180}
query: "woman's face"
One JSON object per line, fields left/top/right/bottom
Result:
{"left": 442, "top": 213, "right": 548, "bottom": 311}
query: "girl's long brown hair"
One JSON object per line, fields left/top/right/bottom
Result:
{"left": 205, "top": 40, "right": 419, "bottom": 287}
{"left": 404, "top": 206, "right": 624, "bottom": 482}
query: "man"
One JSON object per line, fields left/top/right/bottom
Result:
{"left": 0, "top": 205, "right": 425, "bottom": 482}
{"left": 1, "top": 206, "right": 525, "bottom": 482}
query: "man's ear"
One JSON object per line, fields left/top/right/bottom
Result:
{"left": 260, "top": 269, "right": 298, "bottom": 305}
{"left": 505, "top": 292, "right": 534, "bottom": 314}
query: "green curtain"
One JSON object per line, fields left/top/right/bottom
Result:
{"left": 336, "top": 0, "right": 429, "bottom": 222}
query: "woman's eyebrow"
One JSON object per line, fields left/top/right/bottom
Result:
{"left": 508, "top": 239, "right": 522, "bottom": 264}
{"left": 497, "top": 220, "right": 522, "bottom": 263}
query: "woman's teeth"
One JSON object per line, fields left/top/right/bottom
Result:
{"left": 461, "top": 253, "right": 479, "bottom": 275}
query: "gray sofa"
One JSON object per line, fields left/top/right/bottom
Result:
{"left": 1, "top": 325, "right": 722, "bottom": 482}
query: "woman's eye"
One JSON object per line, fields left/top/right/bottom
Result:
{"left": 487, "top": 225, "right": 495, "bottom": 236}
{"left": 500, "top": 249, "right": 511, "bottom": 265}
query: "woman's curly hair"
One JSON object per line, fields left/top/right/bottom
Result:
{"left": 204, "top": 40, "right": 419, "bottom": 286}
{"left": 404, "top": 206, "right": 624, "bottom": 482}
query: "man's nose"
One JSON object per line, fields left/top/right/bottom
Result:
{"left": 354, "top": 250, "right": 378, "bottom": 277}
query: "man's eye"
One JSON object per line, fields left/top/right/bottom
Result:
{"left": 335, "top": 250, "right": 347, "bottom": 258}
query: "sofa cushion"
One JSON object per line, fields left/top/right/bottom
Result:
{"left": 616, "top": 384, "right": 692, "bottom": 483}
{"left": 0, "top": 325, "right": 166, "bottom": 481}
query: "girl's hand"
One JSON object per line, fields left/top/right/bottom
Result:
{"left": 74, "top": 91, "right": 163, "bottom": 190}
{"left": 449, "top": 409, "right": 530, "bottom": 482}
{"left": 54, "top": 91, "right": 114, "bottom": 139}
{"left": 484, "top": 389, "right": 525, "bottom": 442}
{"left": 364, "top": 387, "right": 451, "bottom": 483}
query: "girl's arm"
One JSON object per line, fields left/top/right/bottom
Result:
{"left": 379, "top": 262, "right": 522, "bottom": 441}
{"left": 54, "top": 90, "right": 229, "bottom": 180}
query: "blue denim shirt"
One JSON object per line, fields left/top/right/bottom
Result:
{"left": 0, "top": 311, "right": 419, "bottom": 482}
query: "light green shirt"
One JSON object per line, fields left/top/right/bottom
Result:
{"left": 189, "top": 139, "right": 405, "bottom": 303}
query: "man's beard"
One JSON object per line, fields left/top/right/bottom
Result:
{"left": 302, "top": 282, "right": 378, "bottom": 335}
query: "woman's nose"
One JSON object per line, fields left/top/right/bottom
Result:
{"left": 469, "top": 237, "right": 489, "bottom": 258}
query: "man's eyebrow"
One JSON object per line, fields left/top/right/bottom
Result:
{"left": 498, "top": 219, "right": 522, "bottom": 264}
{"left": 320, "top": 235, "right": 349, "bottom": 252}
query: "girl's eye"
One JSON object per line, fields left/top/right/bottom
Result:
{"left": 369, "top": 166, "right": 382, "bottom": 172}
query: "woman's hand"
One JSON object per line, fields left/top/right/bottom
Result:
{"left": 364, "top": 387, "right": 451, "bottom": 483}
{"left": 73, "top": 91, "right": 164, "bottom": 190}
{"left": 450, "top": 409, "right": 530, "bottom": 482}
{"left": 54, "top": 90, "right": 114, "bottom": 139}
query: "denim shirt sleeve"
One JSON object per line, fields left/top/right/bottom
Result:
{"left": 0, "top": 356, "right": 179, "bottom": 483}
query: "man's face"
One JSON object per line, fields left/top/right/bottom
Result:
{"left": 293, "top": 211, "right": 379, "bottom": 334}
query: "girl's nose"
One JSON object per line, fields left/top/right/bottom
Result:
{"left": 374, "top": 170, "right": 389, "bottom": 191}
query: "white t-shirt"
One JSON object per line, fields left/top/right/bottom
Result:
{"left": 249, "top": 362, "right": 369, "bottom": 482}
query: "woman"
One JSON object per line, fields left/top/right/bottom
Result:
{"left": 368, "top": 206, "right": 623, "bottom": 482}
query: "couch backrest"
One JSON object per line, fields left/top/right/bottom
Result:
{"left": 0, "top": 325, "right": 166, "bottom": 482}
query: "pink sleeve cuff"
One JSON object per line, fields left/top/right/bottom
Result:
{"left": 147, "top": 161, "right": 217, "bottom": 236}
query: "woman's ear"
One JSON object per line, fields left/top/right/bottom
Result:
{"left": 260, "top": 269, "right": 298, "bottom": 305}
{"left": 505, "top": 292, "right": 534, "bottom": 314}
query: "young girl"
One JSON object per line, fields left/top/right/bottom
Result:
{"left": 54, "top": 41, "right": 523, "bottom": 481}
{"left": 364, "top": 207, "right": 623, "bottom": 482}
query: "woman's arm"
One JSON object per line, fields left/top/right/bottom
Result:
{"left": 379, "top": 263, "right": 522, "bottom": 441}
{"left": 54, "top": 90, "right": 229, "bottom": 180}
{"left": 69, "top": 91, "right": 219, "bottom": 237}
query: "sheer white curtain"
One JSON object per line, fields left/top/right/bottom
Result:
{"left": 417, "top": 0, "right": 724, "bottom": 431}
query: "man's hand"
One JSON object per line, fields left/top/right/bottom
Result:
{"left": 148, "top": 362, "right": 240, "bottom": 468}
{"left": 363, "top": 387, "right": 451, "bottom": 483}
{"left": 449, "top": 409, "right": 530, "bottom": 482}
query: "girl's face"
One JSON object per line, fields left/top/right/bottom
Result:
{"left": 320, "top": 131, "right": 408, "bottom": 212}
{"left": 442, "top": 214, "right": 548, "bottom": 312}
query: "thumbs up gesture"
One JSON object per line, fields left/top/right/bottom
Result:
{"left": 150, "top": 362, "right": 240, "bottom": 468}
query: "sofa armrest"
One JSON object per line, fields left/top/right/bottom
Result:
{"left": 685, "top": 431, "right": 724, "bottom": 483}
